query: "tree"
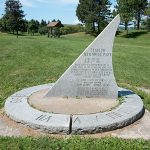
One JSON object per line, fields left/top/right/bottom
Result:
{"left": 39, "top": 19, "right": 47, "bottom": 35}
{"left": 19, "top": 19, "right": 28, "bottom": 33}
{"left": 133, "top": 0, "right": 148, "bottom": 30}
{"left": 3, "top": 0, "right": 25, "bottom": 37}
{"left": 144, "top": 1, "right": 150, "bottom": 19}
{"left": 40, "top": 19, "right": 47, "bottom": 27}
{"left": 76, "top": 0, "right": 111, "bottom": 35}
{"left": 0, "top": 18, "right": 7, "bottom": 32}
{"left": 116, "top": 0, "right": 134, "bottom": 34}
{"left": 143, "top": 2, "right": 150, "bottom": 30}
{"left": 52, "top": 19, "right": 56, "bottom": 22}
{"left": 112, "top": 9, "right": 117, "bottom": 18}
{"left": 28, "top": 19, "right": 40, "bottom": 35}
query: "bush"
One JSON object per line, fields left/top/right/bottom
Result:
{"left": 39, "top": 26, "right": 48, "bottom": 35}
{"left": 61, "top": 24, "right": 84, "bottom": 35}
{"left": 142, "top": 19, "right": 150, "bottom": 30}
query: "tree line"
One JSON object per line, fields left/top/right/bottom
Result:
{"left": 0, "top": 0, "right": 50, "bottom": 37}
{"left": 0, "top": 0, "right": 85, "bottom": 37}
{"left": 0, "top": 0, "right": 150, "bottom": 37}
{"left": 77, "top": 0, "right": 150, "bottom": 35}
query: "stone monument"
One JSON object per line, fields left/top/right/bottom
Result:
{"left": 46, "top": 15, "right": 118, "bottom": 99}
{"left": 4, "top": 15, "right": 144, "bottom": 134}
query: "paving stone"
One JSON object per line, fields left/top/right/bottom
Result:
{"left": 5, "top": 84, "right": 70, "bottom": 134}
{"left": 5, "top": 85, "right": 144, "bottom": 134}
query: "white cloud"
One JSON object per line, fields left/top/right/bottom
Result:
{"left": 34, "top": 0, "right": 50, "bottom": 4}
{"left": 20, "top": 0, "right": 34, "bottom": 7}
{"left": 35, "top": 0, "right": 78, "bottom": 4}
{"left": 60, "top": 0, "right": 78, "bottom": 4}
{"left": 19, "top": 0, "right": 78, "bottom": 7}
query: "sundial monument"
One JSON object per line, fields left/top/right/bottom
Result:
{"left": 5, "top": 15, "right": 144, "bottom": 134}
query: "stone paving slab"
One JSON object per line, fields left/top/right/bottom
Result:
{"left": 4, "top": 84, "right": 144, "bottom": 135}
{"left": 0, "top": 109, "right": 150, "bottom": 139}
{"left": 5, "top": 84, "right": 70, "bottom": 134}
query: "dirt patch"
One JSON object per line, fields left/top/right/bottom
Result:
{"left": 28, "top": 89, "right": 119, "bottom": 115}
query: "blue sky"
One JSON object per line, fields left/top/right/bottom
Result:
{"left": 0, "top": 0, "right": 115, "bottom": 24}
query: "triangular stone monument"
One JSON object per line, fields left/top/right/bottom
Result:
{"left": 46, "top": 15, "right": 120, "bottom": 99}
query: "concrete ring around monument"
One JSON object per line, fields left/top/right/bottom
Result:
{"left": 4, "top": 84, "right": 144, "bottom": 134}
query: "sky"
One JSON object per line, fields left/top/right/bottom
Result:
{"left": 0, "top": 0, "right": 116, "bottom": 24}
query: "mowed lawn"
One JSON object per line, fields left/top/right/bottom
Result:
{"left": 0, "top": 31, "right": 150, "bottom": 149}
{"left": 0, "top": 31, "right": 150, "bottom": 108}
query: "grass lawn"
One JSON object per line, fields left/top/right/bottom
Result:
{"left": 0, "top": 136, "right": 150, "bottom": 150}
{"left": 0, "top": 31, "right": 150, "bottom": 109}
{"left": 0, "top": 31, "right": 150, "bottom": 148}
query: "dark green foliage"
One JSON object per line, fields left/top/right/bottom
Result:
{"left": 76, "top": 0, "right": 111, "bottom": 35}
{"left": 3, "top": 0, "right": 25, "bottom": 37}
{"left": 116, "top": 0, "right": 148, "bottom": 33}
{"left": 0, "top": 18, "right": 7, "bottom": 32}
{"left": 39, "top": 26, "right": 48, "bottom": 35}
{"left": 116, "top": 0, "right": 134, "bottom": 34}
{"left": 39, "top": 19, "right": 48, "bottom": 35}
{"left": 28, "top": 19, "right": 40, "bottom": 35}
{"left": 60, "top": 24, "right": 84, "bottom": 35}
{"left": 40, "top": 19, "right": 47, "bottom": 27}
{"left": 143, "top": 2, "right": 150, "bottom": 30}
{"left": 19, "top": 19, "right": 28, "bottom": 33}
{"left": 145, "top": 1, "right": 150, "bottom": 16}
{"left": 52, "top": 19, "right": 56, "bottom": 22}
{"left": 52, "top": 27, "right": 61, "bottom": 38}
{"left": 133, "top": 0, "right": 148, "bottom": 30}
{"left": 143, "top": 19, "right": 150, "bottom": 30}
{"left": 0, "top": 136, "right": 150, "bottom": 150}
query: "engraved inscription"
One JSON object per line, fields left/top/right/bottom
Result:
{"left": 106, "top": 112, "right": 123, "bottom": 119}
{"left": 10, "top": 97, "right": 24, "bottom": 103}
{"left": 13, "top": 93, "right": 27, "bottom": 97}
{"left": 95, "top": 115, "right": 98, "bottom": 121}
{"left": 35, "top": 114, "right": 52, "bottom": 122}
{"left": 46, "top": 15, "right": 120, "bottom": 98}
{"left": 95, "top": 115, "right": 106, "bottom": 122}
{"left": 70, "top": 47, "right": 114, "bottom": 97}
{"left": 117, "top": 108, "right": 132, "bottom": 115}
{"left": 73, "top": 117, "right": 81, "bottom": 124}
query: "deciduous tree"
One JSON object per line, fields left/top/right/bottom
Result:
{"left": 3, "top": 0, "right": 25, "bottom": 37}
{"left": 76, "top": 0, "right": 111, "bottom": 35}
{"left": 133, "top": 0, "right": 148, "bottom": 30}
{"left": 28, "top": 19, "right": 40, "bottom": 35}
{"left": 116, "top": 0, "right": 134, "bottom": 34}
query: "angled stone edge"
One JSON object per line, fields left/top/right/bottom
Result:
{"left": 5, "top": 84, "right": 144, "bottom": 134}
{"left": 46, "top": 15, "right": 120, "bottom": 99}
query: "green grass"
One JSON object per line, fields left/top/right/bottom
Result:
{"left": 0, "top": 31, "right": 150, "bottom": 148}
{"left": 114, "top": 30, "right": 150, "bottom": 88}
{"left": 0, "top": 137, "right": 150, "bottom": 150}
{"left": 0, "top": 32, "right": 93, "bottom": 107}
{"left": 0, "top": 31, "right": 150, "bottom": 109}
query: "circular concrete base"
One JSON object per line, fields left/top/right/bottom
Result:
{"left": 28, "top": 89, "right": 118, "bottom": 115}
{"left": 4, "top": 84, "right": 144, "bottom": 134}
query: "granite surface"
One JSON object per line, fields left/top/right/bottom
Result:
{"left": 46, "top": 15, "right": 120, "bottom": 99}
